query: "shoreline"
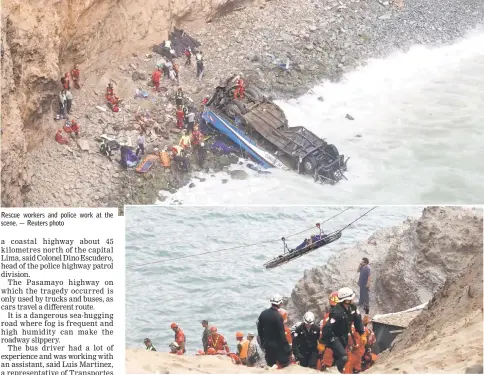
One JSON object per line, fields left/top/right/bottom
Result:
{"left": 20, "top": 0, "right": 484, "bottom": 208}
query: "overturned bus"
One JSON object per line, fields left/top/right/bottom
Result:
{"left": 201, "top": 76, "right": 349, "bottom": 184}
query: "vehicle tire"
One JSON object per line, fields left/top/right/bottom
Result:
{"left": 325, "top": 144, "right": 339, "bottom": 159}
{"left": 233, "top": 100, "right": 248, "bottom": 114}
{"left": 302, "top": 156, "right": 317, "bottom": 175}
{"left": 224, "top": 103, "right": 241, "bottom": 118}
{"left": 245, "top": 86, "right": 263, "bottom": 102}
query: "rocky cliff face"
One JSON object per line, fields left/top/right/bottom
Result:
{"left": 286, "top": 206, "right": 483, "bottom": 323}
{"left": 0, "top": 0, "right": 241, "bottom": 206}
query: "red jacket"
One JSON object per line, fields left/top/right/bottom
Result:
{"left": 207, "top": 334, "right": 229, "bottom": 352}
{"left": 152, "top": 70, "right": 162, "bottom": 83}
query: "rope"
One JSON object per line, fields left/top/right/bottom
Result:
{"left": 126, "top": 206, "right": 354, "bottom": 269}
{"left": 285, "top": 206, "right": 352, "bottom": 239}
{"left": 337, "top": 206, "right": 378, "bottom": 233}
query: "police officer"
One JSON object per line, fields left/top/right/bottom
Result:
{"left": 319, "top": 287, "right": 364, "bottom": 373}
{"left": 256, "top": 294, "right": 291, "bottom": 368}
{"left": 292, "top": 311, "right": 320, "bottom": 368}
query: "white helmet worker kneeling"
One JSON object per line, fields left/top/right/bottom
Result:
{"left": 318, "top": 287, "right": 364, "bottom": 373}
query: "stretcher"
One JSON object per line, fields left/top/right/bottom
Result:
{"left": 135, "top": 155, "right": 158, "bottom": 173}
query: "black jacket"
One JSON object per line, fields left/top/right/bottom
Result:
{"left": 321, "top": 303, "right": 364, "bottom": 347}
{"left": 257, "top": 306, "right": 288, "bottom": 348}
{"left": 292, "top": 323, "right": 320, "bottom": 357}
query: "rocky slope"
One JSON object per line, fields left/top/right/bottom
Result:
{"left": 0, "top": 0, "right": 242, "bottom": 206}
{"left": 367, "top": 245, "right": 483, "bottom": 373}
{"left": 286, "top": 206, "right": 483, "bottom": 322}
{"left": 2, "top": 0, "right": 484, "bottom": 206}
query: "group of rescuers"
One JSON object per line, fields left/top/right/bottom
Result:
{"left": 144, "top": 287, "right": 377, "bottom": 373}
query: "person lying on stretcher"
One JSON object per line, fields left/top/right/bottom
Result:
{"left": 292, "top": 232, "right": 325, "bottom": 252}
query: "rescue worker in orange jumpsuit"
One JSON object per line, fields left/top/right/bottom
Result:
{"left": 63, "top": 72, "right": 70, "bottom": 90}
{"left": 207, "top": 326, "right": 230, "bottom": 353}
{"left": 71, "top": 64, "right": 80, "bottom": 89}
{"left": 105, "top": 83, "right": 120, "bottom": 112}
{"left": 234, "top": 78, "right": 245, "bottom": 100}
{"left": 55, "top": 129, "right": 68, "bottom": 145}
{"left": 360, "top": 316, "right": 377, "bottom": 371}
{"left": 152, "top": 68, "right": 162, "bottom": 92}
{"left": 176, "top": 105, "right": 185, "bottom": 129}
{"left": 278, "top": 308, "right": 294, "bottom": 363}
{"left": 342, "top": 323, "right": 365, "bottom": 374}
{"left": 70, "top": 119, "right": 80, "bottom": 137}
{"left": 236, "top": 332, "right": 250, "bottom": 365}
{"left": 171, "top": 323, "right": 186, "bottom": 354}
{"left": 318, "top": 291, "right": 339, "bottom": 371}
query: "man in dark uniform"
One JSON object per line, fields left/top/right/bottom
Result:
{"left": 320, "top": 287, "right": 364, "bottom": 373}
{"left": 292, "top": 311, "right": 320, "bottom": 368}
{"left": 256, "top": 294, "right": 290, "bottom": 368}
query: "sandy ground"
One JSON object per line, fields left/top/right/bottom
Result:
{"left": 125, "top": 349, "right": 325, "bottom": 374}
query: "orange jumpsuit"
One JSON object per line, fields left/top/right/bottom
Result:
{"left": 207, "top": 334, "right": 229, "bottom": 353}
{"left": 71, "top": 68, "right": 80, "bottom": 89}
{"left": 175, "top": 329, "right": 186, "bottom": 354}
{"left": 317, "top": 313, "right": 335, "bottom": 370}
{"left": 343, "top": 325, "right": 365, "bottom": 374}
{"left": 152, "top": 70, "right": 162, "bottom": 91}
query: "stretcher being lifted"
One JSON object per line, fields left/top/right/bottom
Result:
{"left": 263, "top": 224, "right": 342, "bottom": 269}
{"left": 263, "top": 206, "right": 378, "bottom": 269}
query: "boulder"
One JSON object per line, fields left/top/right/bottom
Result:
{"left": 229, "top": 170, "right": 249, "bottom": 180}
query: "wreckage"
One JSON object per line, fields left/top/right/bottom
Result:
{"left": 201, "top": 76, "right": 349, "bottom": 184}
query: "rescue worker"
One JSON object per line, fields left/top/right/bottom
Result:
{"left": 234, "top": 78, "right": 245, "bottom": 100}
{"left": 201, "top": 320, "right": 210, "bottom": 353}
{"left": 360, "top": 316, "right": 377, "bottom": 371}
{"left": 152, "top": 68, "right": 162, "bottom": 92}
{"left": 136, "top": 131, "right": 145, "bottom": 157}
{"left": 71, "top": 64, "right": 80, "bottom": 89}
{"left": 144, "top": 338, "right": 156, "bottom": 351}
{"left": 185, "top": 47, "right": 192, "bottom": 66}
{"left": 176, "top": 105, "right": 185, "bottom": 129}
{"left": 236, "top": 332, "right": 250, "bottom": 365}
{"left": 169, "top": 341, "right": 183, "bottom": 355}
{"left": 207, "top": 326, "right": 230, "bottom": 353}
{"left": 320, "top": 287, "right": 364, "bottom": 374}
{"left": 59, "top": 90, "right": 67, "bottom": 118}
{"left": 70, "top": 119, "right": 80, "bottom": 137}
{"left": 292, "top": 311, "right": 320, "bottom": 369}
{"left": 179, "top": 130, "right": 191, "bottom": 150}
{"left": 246, "top": 333, "right": 259, "bottom": 367}
{"left": 186, "top": 109, "right": 196, "bottom": 132}
{"left": 63, "top": 72, "right": 70, "bottom": 90}
{"left": 65, "top": 89, "right": 73, "bottom": 114}
{"left": 171, "top": 323, "right": 186, "bottom": 354}
{"left": 175, "top": 88, "right": 184, "bottom": 107}
{"left": 196, "top": 51, "right": 204, "bottom": 80}
{"left": 256, "top": 294, "right": 290, "bottom": 368}
{"left": 278, "top": 309, "right": 293, "bottom": 358}
{"left": 55, "top": 129, "right": 68, "bottom": 145}
{"left": 343, "top": 322, "right": 365, "bottom": 374}
{"left": 191, "top": 124, "right": 203, "bottom": 146}
{"left": 318, "top": 291, "right": 339, "bottom": 371}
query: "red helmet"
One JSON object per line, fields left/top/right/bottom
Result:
{"left": 170, "top": 323, "right": 178, "bottom": 329}
{"left": 235, "top": 331, "right": 244, "bottom": 339}
{"left": 210, "top": 326, "right": 217, "bottom": 333}
{"left": 329, "top": 291, "right": 339, "bottom": 306}
{"left": 207, "top": 348, "right": 217, "bottom": 355}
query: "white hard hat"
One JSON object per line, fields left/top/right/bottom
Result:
{"left": 200, "top": 142, "right": 205, "bottom": 147}
{"left": 169, "top": 341, "right": 180, "bottom": 348}
{"left": 303, "top": 311, "right": 315, "bottom": 325}
{"left": 270, "top": 294, "right": 283, "bottom": 306}
{"left": 338, "top": 287, "right": 355, "bottom": 302}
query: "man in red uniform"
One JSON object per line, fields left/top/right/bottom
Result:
{"left": 70, "top": 119, "right": 80, "bottom": 137}
{"left": 55, "top": 129, "right": 68, "bottom": 144}
{"left": 207, "top": 326, "right": 230, "bottom": 353}
{"left": 171, "top": 323, "right": 186, "bottom": 354}
{"left": 71, "top": 64, "right": 80, "bottom": 89}
{"left": 176, "top": 105, "right": 185, "bottom": 129}
{"left": 63, "top": 72, "right": 70, "bottom": 90}
{"left": 152, "top": 68, "right": 162, "bottom": 92}
{"left": 234, "top": 78, "right": 245, "bottom": 100}
{"left": 318, "top": 291, "right": 339, "bottom": 371}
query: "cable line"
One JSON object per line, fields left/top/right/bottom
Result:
{"left": 126, "top": 206, "right": 355, "bottom": 269}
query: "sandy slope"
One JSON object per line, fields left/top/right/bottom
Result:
{"left": 125, "top": 349, "right": 323, "bottom": 374}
